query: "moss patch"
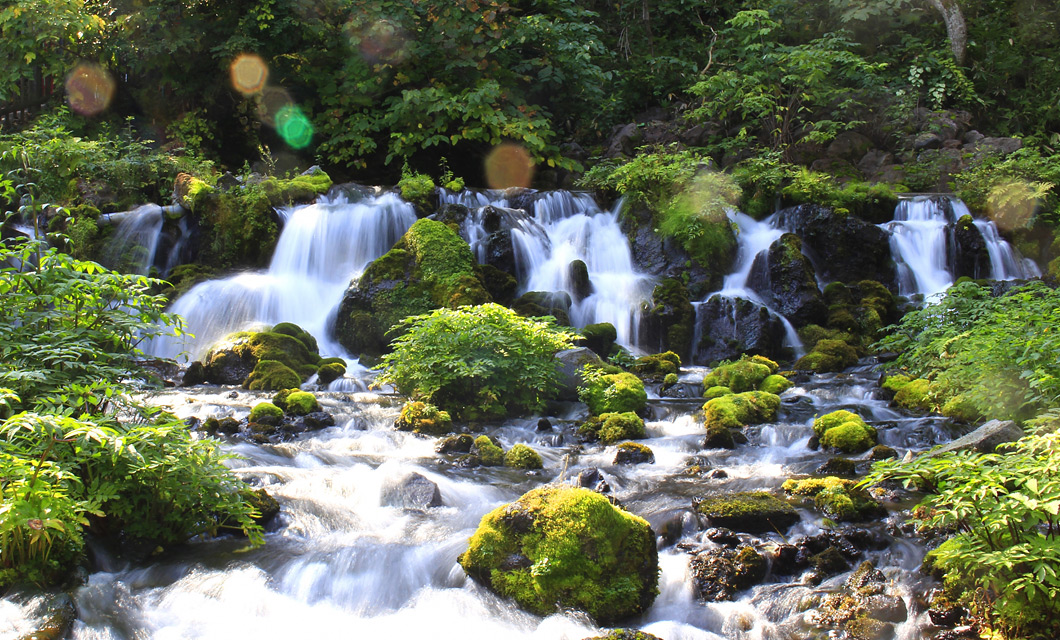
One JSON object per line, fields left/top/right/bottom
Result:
{"left": 285, "top": 391, "right": 320, "bottom": 416}
{"left": 504, "top": 444, "right": 543, "bottom": 470}
{"left": 579, "top": 412, "right": 647, "bottom": 445}
{"left": 702, "top": 356, "right": 774, "bottom": 393}
{"left": 794, "top": 338, "right": 858, "bottom": 373}
{"left": 458, "top": 485, "right": 659, "bottom": 623}
{"left": 245, "top": 360, "right": 301, "bottom": 391}
{"left": 813, "top": 410, "right": 877, "bottom": 453}
{"left": 759, "top": 374, "right": 794, "bottom": 395}
{"left": 695, "top": 491, "right": 799, "bottom": 533}
{"left": 782, "top": 476, "right": 883, "bottom": 521}
{"left": 474, "top": 435, "right": 505, "bottom": 466}
{"left": 395, "top": 401, "right": 453, "bottom": 435}
{"left": 631, "top": 351, "right": 681, "bottom": 382}
{"left": 702, "top": 391, "right": 781, "bottom": 431}
{"left": 580, "top": 371, "right": 648, "bottom": 415}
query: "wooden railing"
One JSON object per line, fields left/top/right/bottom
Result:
{"left": 0, "top": 67, "right": 55, "bottom": 129}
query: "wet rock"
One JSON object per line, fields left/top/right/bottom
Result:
{"left": 693, "top": 295, "right": 786, "bottom": 364}
{"left": 580, "top": 322, "right": 617, "bottom": 359}
{"left": 928, "top": 419, "right": 1024, "bottom": 455}
{"left": 582, "top": 630, "right": 665, "bottom": 640}
{"left": 774, "top": 204, "right": 896, "bottom": 288}
{"left": 245, "top": 487, "right": 280, "bottom": 525}
{"left": 705, "top": 527, "right": 741, "bottom": 546}
{"left": 694, "top": 491, "right": 799, "bottom": 534}
{"left": 381, "top": 472, "right": 444, "bottom": 510}
{"left": 621, "top": 202, "right": 725, "bottom": 292}
{"left": 928, "top": 589, "right": 968, "bottom": 627}
{"left": 706, "top": 469, "right": 729, "bottom": 480}
{"left": 536, "top": 417, "right": 553, "bottom": 432}
{"left": 568, "top": 259, "right": 593, "bottom": 302}
{"left": 816, "top": 457, "right": 858, "bottom": 476}
{"left": 513, "top": 290, "right": 572, "bottom": 326}
{"left": 436, "top": 433, "right": 474, "bottom": 454}
{"left": 689, "top": 545, "right": 767, "bottom": 602}
{"left": 934, "top": 626, "right": 981, "bottom": 640}
{"left": 614, "top": 442, "right": 655, "bottom": 465}
{"left": 553, "top": 347, "right": 605, "bottom": 401}
{"left": 868, "top": 445, "right": 898, "bottom": 460}
{"left": 575, "top": 467, "right": 612, "bottom": 495}
{"left": 8, "top": 591, "right": 76, "bottom": 640}
{"left": 953, "top": 215, "right": 991, "bottom": 279}
{"left": 828, "top": 131, "right": 873, "bottom": 162}
{"left": 748, "top": 233, "right": 826, "bottom": 327}
{"left": 642, "top": 278, "right": 697, "bottom": 359}
{"left": 182, "top": 361, "right": 206, "bottom": 386}
{"left": 810, "top": 561, "right": 907, "bottom": 639}
{"left": 290, "top": 411, "right": 336, "bottom": 432}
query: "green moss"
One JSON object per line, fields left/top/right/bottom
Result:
{"left": 581, "top": 371, "right": 648, "bottom": 415}
{"left": 395, "top": 401, "right": 453, "bottom": 435}
{"left": 820, "top": 421, "right": 877, "bottom": 453}
{"left": 703, "top": 385, "right": 734, "bottom": 400}
{"left": 759, "top": 374, "right": 794, "bottom": 395}
{"left": 458, "top": 486, "right": 659, "bottom": 623}
{"left": 893, "top": 378, "right": 935, "bottom": 412}
{"left": 316, "top": 362, "right": 346, "bottom": 385}
{"left": 271, "top": 321, "right": 319, "bottom": 354}
{"left": 245, "top": 360, "right": 302, "bottom": 391}
{"left": 474, "top": 435, "right": 505, "bottom": 466}
{"left": 579, "top": 412, "right": 647, "bottom": 445}
{"left": 794, "top": 338, "right": 859, "bottom": 373}
{"left": 614, "top": 441, "right": 655, "bottom": 465}
{"left": 941, "top": 394, "right": 980, "bottom": 423}
{"left": 285, "top": 391, "right": 320, "bottom": 416}
{"left": 881, "top": 374, "right": 912, "bottom": 394}
{"left": 631, "top": 351, "right": 681, "bottom": 382}
{"left": 581, "top": 323, "right": 618, "bottom": 358}
{"left": 663, "top": 373, "right": 678, "bottom": 387}
{"left": 812, "top": 410, "right": 864, "bottom": 436}
{"left": 694, "top": 491, "right": 799, "bottom": 533}
{"left": 783, "top": 476, "right": 883, "bottom": 522}
{"left": 398, "top": 167, "right": 436, "bottom": 204}
{"left": 271, "top": 388, "right": 298, "bottom": 412}
{"left": 249, "top": 402, "right": 283, "bottom": 424}
{"left": 702, "top": 356, "right": 773, "bottom": 393}
{"left": 649, "top": 278, "right": 695, "bottom": 357}
{"left": 702, "top": 391, "right": 781, "bottom": 431}
{"left": 504, "top": 444, "right": 543, "bottom": 470}
{"left": 160, "top": 263, "right": 218, "bottom": 303}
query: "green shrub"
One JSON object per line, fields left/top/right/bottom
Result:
{"left": 379, "top": 304, "right": 578, "bottom": 420}
{"left": 398, "top": 162, "right": 436, "bottom": 204}
{"left": 580, "top": 369, "right": 648, "bottom": 415}
{"left": 395, "top": 401, "right": 452, "bottom": 435}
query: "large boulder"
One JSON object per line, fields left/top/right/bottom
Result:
{"left": 380, "top": 472, "right": 444, "bottom": 510}
{"left": 774, "top": 204, "right": 896, "bottom": 288}
{"left": 333, "top": 219, "right": 491, "bottom": 358}
{"left": 641, "top": 278, "right": 696, "bottom": 360}
{"left": 952, "top": 215, "right": 991, "bottom": 280}
{"left": 202, "top": 323, "right": 323, "bottom": 389}
{"left": 553, "top": 348, "right": 606, "bottom": 401}
{"left": 748, "top": 233, "right": 826, "bottom": 327}
{"left": 692, "top": 295, "right": 786, "bottom": 365}
{"left": 620, "top": 202, "right": 727, "bottom": 296}
{"left": 458, "top": 485, "right": 659, "bottom": 624}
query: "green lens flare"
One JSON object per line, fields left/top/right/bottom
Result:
{"left": 276, "top": 105, "right": 313, "bottom": 149}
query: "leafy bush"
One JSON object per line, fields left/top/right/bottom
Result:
{"left": 953, "top": 147, "right": 1060, "bottom": 227}
{"left": 876, "top": 281, "right": 1060, "bottom": 421}
{"left": 378, "top": 303, "right": 578, "bottom": 420}
{"left": 865, "top": 430, "right": 1060, "bottom": 638}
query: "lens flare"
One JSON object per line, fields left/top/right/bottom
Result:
{"left": 65, "top": 63, "right": 115, "bottom": 116}
{"left": 258, "top": 86, "right": 293, "bottom": 124}
{"left": 485, "top": 144, "right": 534, "bottom": 189}
{"left": 350, "top": 18, "right": 408, "bottom": 65}
{"left": 276, "top": 105, "right": 313, "bottom": 149}
{"left": 230, "top": 54, "right": 269, "bottom": 95}
{"left": 987, "top": 179, "right": 1044, "bottom": 231}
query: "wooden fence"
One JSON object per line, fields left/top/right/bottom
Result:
{"left": 0, "top": 67, "right": 55, "bottom": 129}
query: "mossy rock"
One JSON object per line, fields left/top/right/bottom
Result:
{"left": 249, "top": 402, "right": 283, "bottom": 425}
{"left": 703, "top": 385, "right": 734, "bottom": 400}
{"left": 694, "top": 491, "right": 799, "bottom": 533}
{"left": 759, "top": 374, "right": 794, "bottom": 395}
{"left": 271, "top": 388, "right": 298, "bottom": 412}
{"left": 160, "top": 263, "right": 218, "bottom": 303}
{"left": 242, "top": 487, "right": 281, "bottom": 525}
{"left": 245, "top": 360, "right": 302, "bottom": 391}
{"left": 473, "top": 435, "right": 505, "bottom": 466}
{"left": 316, "top": 361, "right": 346, "bottom": 385}
{"left": 941, "top": 394, "right": 980, "bottom": 423}
{"left": 702, "top": 391, "right": 781, "bottom": 431}
{"left": 475, "top": 263, "right": 518, "bottom": 305}
{"left": 630, "top": 351, "right": 680, "bottom": 382}
{"left": 395, "top": 401, "right": 453, "bottom": 435}
{"left": 649, "top": 277, "right": 696, "bottom": 359}
{"left": 285, "top": 391, "right": 320, "bottom": 416}
{"left": 793, "top": 339, "right": 858, "bottom": 373}
{"left": 782, "top": 477, "right": 883, "bottom": 521}
{"left": 702, "top": 356, "right": 773, "bottom": 393}
{"left": 582, "top": 630, "right": 664, "bottom": 640}
{"left": 614, "top": 441, "right": 655, "bottom": 465}
{"left": 880, "top": 374, "right": 912, "bottom": 398}
{"left": 512, "top": 290, "right": 573, "bottom": 326}
{"left": 581, "top": 371, "right": 648, "bottom": 415}
{"left": 504, "top": 444, "right": 543, "bottom": 470}
{"left": 813, "top": 410, "right": 877, "bottom": 453}
{"left": 334, "top": 218, "right": 491, "bottom": 358}
{"left": 579, "top": 412, "right": 647, "bottom": 445}
{"left": 580, "top": 323, "right": 618, "bottom": 359}
{"left": 458, "top": 485, "right": 659, "bottom": 623}
{"left": 892, "top": 378, "right": 935, "bottom": 412}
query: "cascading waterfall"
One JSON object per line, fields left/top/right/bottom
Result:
{"left": 146, "top": 193, "right": 416, "bottom": 362}
{"left": 99, "top": 204, "right": 165, "bottom": 275}
{"left": 882, "top": 195, "right": 1038, "bottom": 298}
{"left": 450, "top": 190, "right": 655, "bottom": 349}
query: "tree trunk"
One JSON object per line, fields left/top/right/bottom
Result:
{"left": 928, "top": 0, "right": 967, "bottom": 64}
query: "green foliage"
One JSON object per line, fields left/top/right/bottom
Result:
{"left": 458, "top": 485, "right": 659, "bottom": 623}
{"left": 379, "top": 304, "right": 578, "bottom": 420}
{"left": 579, "top": 369, "right": 648, "bottom": 416}
{"left": 398, "top": 162, "right": 436, "bottom": 204}
{"left": 395, "top": 401, "right": 452, "bottom": 435}
{"left": 687, "top": 10, "right": 885, "bottom": 157}
{"left": 0, "top": 1, "right": 101, "bottom": 103}
{"left": 865, "top": 430, "right": 1060, "bottom": 637}
{"left": 876, "top": 281, "right": 1060, "bottom": 421}
{"left": 953, "top": 147, "right": 1060, "bottom": 227}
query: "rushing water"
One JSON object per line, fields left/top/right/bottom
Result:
{"left": 0, "top": 364, "right": 953, "bottom": 640}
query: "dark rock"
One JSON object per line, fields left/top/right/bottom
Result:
{"left": 828, "top": 131, "right": 873, "bottom": 162}
{"left": 749, "top": 233, "right": 826, "bottom": 327}
{"left": 810, "top": 546, "right": 850, "bottom": 576}
{"left": 436, "top": 434, "right": 474, "bottom": 454}
{"left": 614, "top": 442, "right": 655, "bottom": 465}
{"left": 927, "top": 419, "right": 1023, "bottom": 455}
{"left": 553, "top": 347, "right": 605, "bottom": 401}
{"left": 642, "top": 277, "right": 696, "bottom": 360}
{"left": 977, "top": 136, "right": 1022, "bottom": 156}
{"left": 817, "top": 457, "right": 859, "bottom": 476}
{"left": 513, "top": 290, "right": 572, "bottom": 326}
{"left": 695, "top": 491, "right": 799, "bottom": 533}
{"left": 963, "top": 130, "right": 985, "bottom": 145}
{"left": 182, "top": 361, "right": 206, "bottom": 386}
{"left": 934, "top": 627, "right": 981, "bottom": 640}
{"left": 703, "top": 427, "right": 736, "bottom": 450}
{"left": 858, "top": 150, "right": 895, "bottom": 180}
{"left": 705, "top": 527, "right": 741, "bottom": 546}
{"left": 574, "top": 467, "right": 611, "bottom": 494}
{"left": 706, "top": 469, "right": 729, "bottom": 480}
{"left": 693, "top": 295, "right": 786, "bottom": 365}
{"left": 913, "top": 132, "right": 942, "bottom": 150}
{"left": 579, "top": 322, "right": 617, "bottom": 359}
{"left": 217, "top": 417, "right": 240, "bottom": 435}
{"left": 568, "top": 259, "right": 593, "bottom": 301}
{"left": 294, "top": 411, "right": 335, "bottom": 432}
{"left": 928, "top": 590, "right": 968, "bottom": 627}
{"left": 536, "top": 418, "right": 553, "bottom": 432}
{"left": 952, "top": 215, "right": 991, "bottom": 279}
{"left": 620, "top": 202, "right": 724, "bottom": 292}
{"left": 868, "top": 444, "right": 898, "bottom": 460}
{"left": 689, "top": 545, "right": 767, "bottom": 602}
{"left": 775, "top": 204, "right": 896, "bottom": 288}
{"left": 380, "top": 472, "right": 444, "bottom": 510}
{"left": 246, "top": 487, "right": 280, "bottom": 525}
{"left": 607, "top": 123, "right": 642, "bottom": 157}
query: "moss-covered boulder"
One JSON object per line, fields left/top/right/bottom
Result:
{"left": 782, "top": 477, "right": 884, "bottom": 522}
{"left": 203, "top": 324, "right": 323, "bottom": 390}
{"left": 760, "top": 374, "right": 794, "bottom": 395}
{"left": 794, "top": 338, "right": 859, "bottom": 373}
{"left": 395, "top": 401, "right": 453, "bottom": 435}
{"left": 631, "top": 351, "right": 681, "bottom": 382}
{"left": 703, "top": 385, "right": 734, "bottom": 400}
{"left": 315, "top": 358, "right": 347, "bottom": 385}
{"left": 333, "top": 218, "right": 491, "bottom": 358}
{"left": 892, "top": 377, "right": 935, "bottom": 412}
{"left": 249, "top": 402, "right": 283, "bottom": 425}
{"left": 645, "top": 277, "right": 696, "bottom": 360}
{"left": 580, "top": 370, "right": 648, "bottom": 415}
{"left": 473, "top": 435, "right": 505, "bottom": 466}
{"left": 579, "top": 412, "right": 647, "bottom": 445}
{"left": 285, "top": 391, "right": 320, "bottom": 416}
{"left": 580, "top": 322, "right": 617, "bottom": 359}
{"left": 512, "top": 291, "right": 573, "bottom": 326}
{"left": 582, "top": 630, "right": 664, "bottom": 640}
{"left": 504, "top": 443, "right": 543, "bottom": 470}
{"left": 756, "top": 233, "right": 827, "bottom": 327}
{"left": 458, "top": 486, "right": 659, "bottom": 623}
{"left": 813, "top": 410, "right": 877, "bottom": 453}
{"left": 614, "top": 441, "right": 655, "bottom": 465}
{"left": 701, "top": 355, "right": 778, "bottom": 393}
{"left": 702, "top": 391, "right": 781, "bottom": 431}
{"left": 695, "top": 491, "right": 799, "bottom": 533}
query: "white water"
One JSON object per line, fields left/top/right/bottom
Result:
{"left": 451, "top": 190, "right": 656, "bottom": 349}
{"left": 146, "top": 193, "right": 417, "bottom": 362}
{"left": 100, "top": 204, "right": 165, "bottom": 275}
{"left": 882, "top": 195, "right": 1038, "bottom": 298}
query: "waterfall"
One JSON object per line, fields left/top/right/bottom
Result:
{"left": 881, "top": 195, "right": 1038, "bottom": 298}
{"left": 452, "top": 190, "right": 655, "bottom": 350}
{"left": 147, "top": 193, "right": 417, "bottom": 362}
{"left": 99, "top": 204, "right": 165, "bottom": 275}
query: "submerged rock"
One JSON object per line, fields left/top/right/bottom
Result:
{"left": 381, "top": 472, "right": 444, "bottom": 510}
{"left": 458, "top": 485, "right": 659, "bottom": 624}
